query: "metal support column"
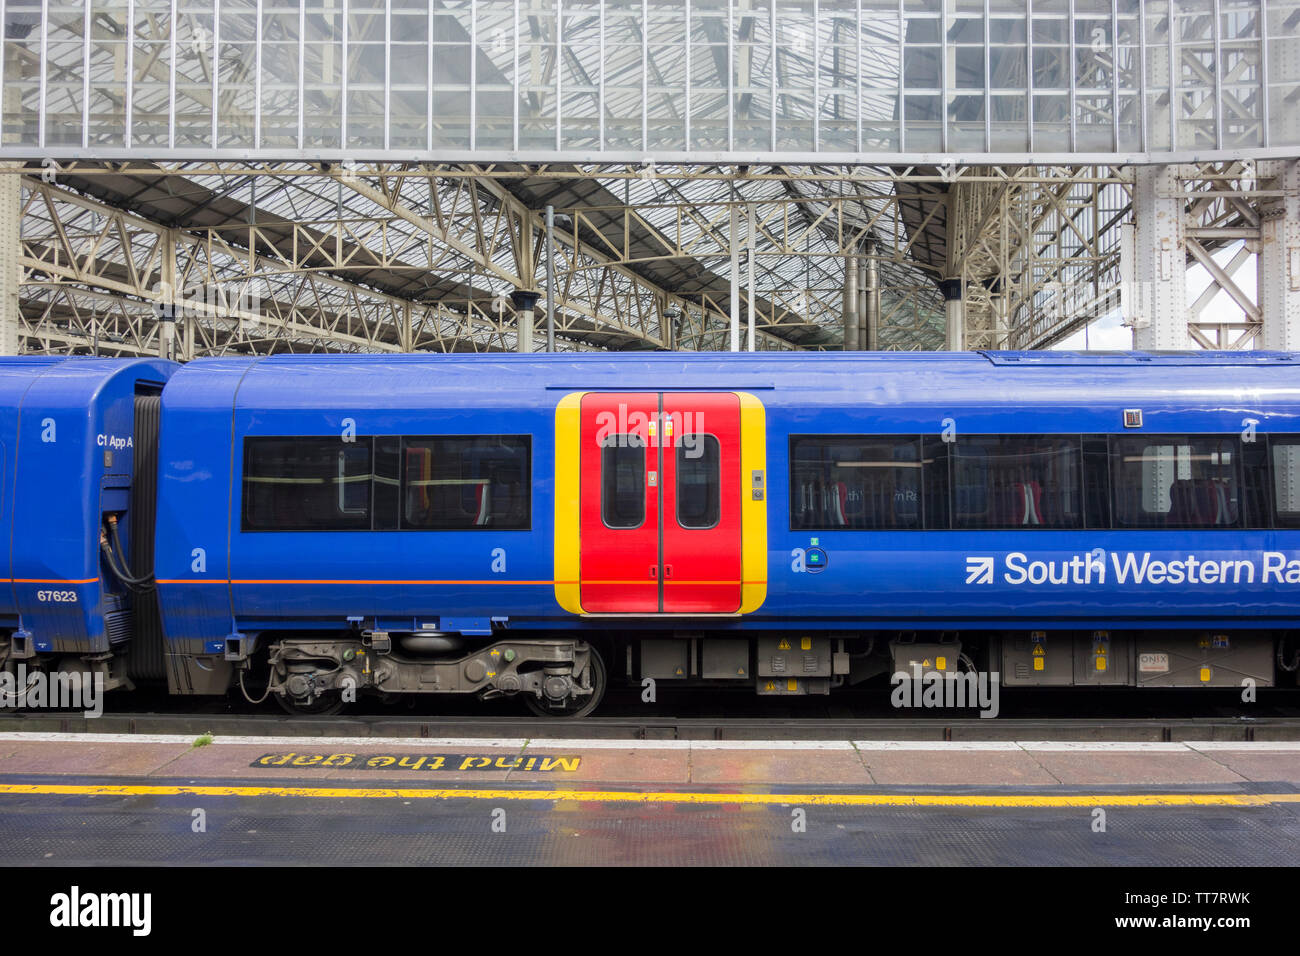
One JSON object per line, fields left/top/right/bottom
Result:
{"left": 864, "top": 242, "right": 879, "bottom": 351}
{"left": 510, "top": 290, "right": 541, "bottom": 353}
{"left": 1259, "top": 160, "right": 1300, "bottom": 351}
{"left": 855, "top": 256, "right": 867, "bottom": 350}
{"left": 664, "top": 301, "right": 681, "bottom": 351}
{"left": 0, "top": 167, "right": 20, "bottom": 356}
{"left": 941, "top": 278, "right": 964, "bottom": 350}
{"left": 183, "top": 307, "right": 195, "bottom": 360}
{"left": 158, "top": 227, "right": 178, "bottom": 361}
{"left": 747, "top": 204, "right": 756, "bottom": 352}
{"left": 843, "top": 254, "right": 859, "bottom": 351}
{"left": 730, "top": 204, "right": 741, "bottom": 351}
{"left": 544, "top": 205, "right": 555, "bottom": 352}
{"left": 1130, "top": 165, "right": 1189, "bottom": 350}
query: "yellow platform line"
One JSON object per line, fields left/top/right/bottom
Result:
{"left": 0, "top": 782, "right": 1296, "bottom": 808}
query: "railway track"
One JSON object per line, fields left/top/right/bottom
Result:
{"left": 3, "top": 711, "right": 1300, "bottom": 741}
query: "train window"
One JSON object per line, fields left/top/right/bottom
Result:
{"left": 952, "top": 436, "right": 1082, "bottom": 529}
{"left": 1271, "top": 437, "right": 1300, "bottom": 528}
{"left": 677, "top": 434, "right": 720, "bottom": 529}
{"left": 242, "top": 437, "right": 373, "bottom": 531}
{"left": 402, "top": 436, "right": 530, "bottom": 530}
{"left": 372, "top": 438, "right": 401, "bottom": 531}
{"left": 601, "top": 433, "right": 645, "bottom": 529}
{"left": 1110, "top": 436, "right": 1240, "bottom": 528}
{"left": 1240, "top": 438, "right": 1271, "bottom": 529}
{"left": 1082, "top": 437, "right": 1112, "bottom": 529}
{"left": 921, "top": 438, "right": 950, "bottom": 530}
{"left": 790, "top": 436, "right": 922, "bottom": 530}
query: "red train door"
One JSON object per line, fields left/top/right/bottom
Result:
{"left": 578, "top": 391, "right": 742, "bottom": 614}
{"left": 579, "top": 392, "right": 660, "bottom": 612}
{"left": 661, "top": 392, "right": 742, "bottom": 613}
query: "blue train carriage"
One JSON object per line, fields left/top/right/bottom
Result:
{"left": 153, "top": 351, "right": 1300, "bottom": 717}
{"left": 768, "top": 350, "right": 1300, "bottom": 697}
{"left": 0, "top": 356, "right": 176, "bottom": 696}
{"left": 155, "top": 355, "right": 573, "bottom": 712}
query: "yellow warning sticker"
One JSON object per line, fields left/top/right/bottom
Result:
{"left": 1200, "top": 667, "right": 1212, "bottom": 682}
{"left": 936, "top": 656, "right": 947, "bottom": 670}
{"left": 1095, "top": 657, "right": 1107, "bottom": 672}
{"left": 800, "top": 637, "right": 811, "bottom": 650}
{"left": 1032, "top": 645, "right": 1045, "bottom": 656}
{"left": 778, "top": 639, "right": 791, "bottom": 651}
{"left": 787, "top": 679, "right": 798, "bottom": 692}
{"left": 1033, "top": 658, "right": 1045, "bottom": 671}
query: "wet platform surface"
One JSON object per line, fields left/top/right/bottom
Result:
{"left": 2, "top": 733, "right": 1300, "bottom": 865}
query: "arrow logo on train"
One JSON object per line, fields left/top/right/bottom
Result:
{"left": 965, "top": 557, "right": 995, "bottom": 585}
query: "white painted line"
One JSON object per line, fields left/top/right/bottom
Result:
{"left": 0, "top": 732, "right": 529, "bottom": 749}
{"left": 209, "top": 736, "right": 531, "bottom": 749}
{"left": 853, "top": 741, "right": 1197, "bottom": 752}
{"left": 0, "top": 733, "right": 946, "bottom": 751}
{"left": 0, "top": 733, "right": 847, "bottom": 752}
{"left": 851, "top": 741, "right": 1023, "bottom": 751}
{"left": 0, "top": 732, "right": 195, "bottom": 745}
{"left": 522, "top": 739, "right": 693, "bottom": 750}
{"left": 687, "top": 740, "right": 855, "bottom": 751}
{"left": 1185, "top": 741, "right": 1300, "bottom": 752}
{"left": 0, "top": 732, "right": 1297, "bottom": 754}
{"left": 517, "top": 739, "right": 854, "bottom": 751}
{"left": 1016, "top": 741, "right": 1190, "bottom": 752}
{"left": 0, "top": 733, "right": 956, "bottom": 751}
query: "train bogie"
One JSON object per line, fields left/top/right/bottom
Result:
{"left": 262, "top": 632, "right": 605, "bottom": 717}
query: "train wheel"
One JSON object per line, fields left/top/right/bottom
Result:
{"left": 274, "top": 692, "right": 346, "bottom": 716}
{"left": 523, "top": 647, "right": 606, "bottom": 719}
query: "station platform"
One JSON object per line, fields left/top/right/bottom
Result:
{"left": 1, "top": 732, "right": 1299, "bottom": 865}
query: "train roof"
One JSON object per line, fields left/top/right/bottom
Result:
{"left": 184, "top": 349, "right": 1300, "bottom": 371}
{"left": 0, "top": 356, "right": 175, "bottom": 407}
{"left": 180, "top": 348, "right": 1300, "bottom": 374}
{"left": 150, "top": 349, "right": 1300, "bottom": 422}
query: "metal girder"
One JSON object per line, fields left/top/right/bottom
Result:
{"left": 337, "top": 163, "right": 798, "bottom": 350}
{"left": 1118, "top": 161, "right": 1285, "bottom": 351}
{"left": 942, "top": 166, "right": 1130, "bottom": 351}
{"left": 15, "top": 163, "right": 809, "bottom": 356}
{"left": 17, "top": 175, "right": 549, "bottom": 356}
{"left": 935, "top": 160, "right": 1297, "bottom": 354}
{"left": 10, "top": 157, "right": 1300, "bottom": 360}
{"left": 15, "top": 160, "right": 954, "bottom": 356}
{"left": 1259, "top": 159, "right": 1300, "bottom": 351}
